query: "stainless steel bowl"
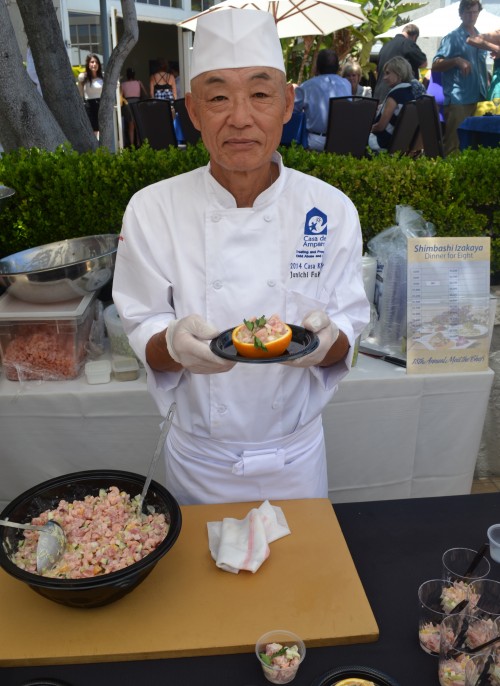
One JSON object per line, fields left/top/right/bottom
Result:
{"left": 0, "top": 234, "right": 118, "bottom": 304}
{"left": 0, "top": 185, "right": 15, "bottom": 201}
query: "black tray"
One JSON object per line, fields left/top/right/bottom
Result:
{"left": 210, "top": 324, "right": 319, "bottom": 364}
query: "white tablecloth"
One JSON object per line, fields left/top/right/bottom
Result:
{"left": 0, "top": 354, "right": 494, "bottom": 510}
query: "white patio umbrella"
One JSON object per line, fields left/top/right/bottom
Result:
{"left": 178, "top": 0, "right": 366, "bottom": 39}
{"left": 377, "top": 2, "right": 500, "bottom": 39}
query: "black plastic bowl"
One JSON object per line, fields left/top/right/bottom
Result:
{"left": 0, "top": 470, "right": 182, "bottom": 608}
{"left": 310, "top": 665, "right": 401, "bottom": 686}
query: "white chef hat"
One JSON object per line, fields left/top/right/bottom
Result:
{"left": 189, "top": 9, "right": 285, "bottom": 83}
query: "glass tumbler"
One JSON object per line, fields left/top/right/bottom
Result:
{"left": 442, "top": 548, "right": 491, "bottom": 584}
{"left": 439, "top": 614, "right": 496, "bottom": 686}
{"left": 468, "top": 579, "right": 500, "bottom": 621}
{"left": 418, "top": 579, "right": 470, "bottom": 656}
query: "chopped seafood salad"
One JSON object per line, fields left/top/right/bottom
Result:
{"left": 235, "top": 314, "right": 288, "bottom": 350}
{"left": 12, "top": 486, "right": 168, "bottom": 578}
{"left": 259, "top": 642, "right": 301, "bottom": 683}
{"left": 439, "top": 617, "right": 497, "bottom": 686}
{"left": 419, "top": 582, "right": 471, "bottom": 655}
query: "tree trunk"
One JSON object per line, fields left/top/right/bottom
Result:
{"left": 297, "top": 36, "right": 315, "bottom": 85}
{"left": 98, "top": 0, "right": 139, "bottom": 150}
{"left": 16, "top": 0, "right": 97, "bottom": 153}
{"left": 0, "top": 0, "right": 139, "bottom": 153}
{"left": 99, "top": 0, "right": 139, "bottom": 150}
{"left": 0, "top": 0, "right": 66, "bottom": 152}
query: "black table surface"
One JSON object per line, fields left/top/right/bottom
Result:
{"left": 3, "top": 493, "right": 500, "bottom": 686}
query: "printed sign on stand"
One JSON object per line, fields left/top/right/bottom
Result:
{"left": 407, "top": 237, "right": 491, "bottom": 374}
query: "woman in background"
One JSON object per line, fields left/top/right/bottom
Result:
{"left": 342, "top": 62, "right": 373, "bottom": 97}
{"left": 369, "top": 56, "right": 415, "bottom": 151}
{"left": 121, "top": 68, "right": 148, "bottom": 146}
{"left": 78, "top": 54, "right": 104, "bottom": 137}
{"left": 149, "top": 58, "right": 177, "bottom": 103}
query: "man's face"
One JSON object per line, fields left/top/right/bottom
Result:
{"left": 186, "top": 67, "right": 294, "bottom": 177}
{"left": 460, "top": 3, "right": 481, "bottom": 30}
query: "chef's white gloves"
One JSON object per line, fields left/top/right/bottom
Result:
{"left": 166, "top": 315, "right": 235, "bottom": 374}
{"left": 282, "top": 310, "right": 339, "bottom": 368}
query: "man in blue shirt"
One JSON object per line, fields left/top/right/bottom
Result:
{"left": 293, "top": 49, "right": 351, "bottom": 151}
{"left": 432, "top": 0, "right": 488, "bottom": 155}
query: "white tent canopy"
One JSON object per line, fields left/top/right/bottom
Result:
{"left": 377, "top": 2, "right": 500, "bottom": 39}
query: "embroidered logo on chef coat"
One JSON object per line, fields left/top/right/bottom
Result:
{"left": 305, "top": 208, "right": 327, "bottom": 236}
{"left": 289, "top": 207, "right": 327, "bottom": 280}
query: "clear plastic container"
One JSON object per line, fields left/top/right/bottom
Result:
{"left": 0, "top": 293, "right": 96, "bottom": 381}
{"left": 112, "top": 356, "right": 139, "bottom": 381}
{"left": 104, "top": 304, "right": 136, "bottom": 358}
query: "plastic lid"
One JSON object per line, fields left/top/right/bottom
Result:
{"left": 111, "top": 356, "right": 139, "bottom": 373}
{"left": 0, "top": 292, "right": 95, "bottom": 320}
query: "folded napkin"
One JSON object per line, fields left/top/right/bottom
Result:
{"left": 207, "top": 500, "right": 291, "bottom": 574}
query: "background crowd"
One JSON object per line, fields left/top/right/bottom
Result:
{"left": 72, "top": 0, "right": 496, "bottom": 156}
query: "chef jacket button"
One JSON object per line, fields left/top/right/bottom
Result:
{"left": 272, "top": 402, "right": 280, "bottom": 410}
{"left": 263, "top": 215, "right": 272, "bottom": 222}
{"left": 217, "top": 404, "right": 227, "bottom": 414}
{"left": 212, "top": 214, "right": 221, "bottom": 222}
{"left": 213, "top": 280, "right": 223, "bottom": 290}
{"left": 267, "top": 279, "right": 276, "bottom": 287}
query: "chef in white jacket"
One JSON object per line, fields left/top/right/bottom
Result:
{"left": 113, "top": 9, "right": 370, "bottom": 505}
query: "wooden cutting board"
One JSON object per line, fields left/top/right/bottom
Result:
{"left": 0, "top": 498, "right": 378, "bottom": 666}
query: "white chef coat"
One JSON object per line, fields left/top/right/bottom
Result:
{"left": 113, "top": 152, "right": 369, "bottom": 504}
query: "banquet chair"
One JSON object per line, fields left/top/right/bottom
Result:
{"left": 387, "top": 101, "right": 420, "bottom": 155}
{"left": 129, "top": 99, "right": 178, "bottom": 150}
{"left": 280, "top": 111, "right": 308, "bottom": 147}
{"left": 324, "top": 96, "right": 379, "bottom": 157}
{"left": 415, "top": 95, "right": 445, "bottom": 158}
{"left": 173, "top": 98, "right": 201, "bottom": 146}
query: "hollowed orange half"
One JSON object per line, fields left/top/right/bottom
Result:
{"left": 232, "top": 324, "right": 293, "bottom": 359}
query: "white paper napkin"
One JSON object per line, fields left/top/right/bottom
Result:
{"left": 207, "top": 500, "right": 291, "bottom": 574}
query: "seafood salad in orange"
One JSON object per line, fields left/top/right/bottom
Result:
{"left": 232, "top": 315, "right": 292, "bottom": 359}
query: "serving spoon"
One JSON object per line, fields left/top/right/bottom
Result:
{"left": 137, "top": 401, "right": 176, "bottom": 517}
{"left": 0, "top": 519, "right": 66, "bottom": 574}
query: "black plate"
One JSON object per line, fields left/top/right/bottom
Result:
{"left": 210, "top": 324, "right": 319, "bottom": 364}
{"left": 310, "top": 665, "right": 401, "bottom": 686}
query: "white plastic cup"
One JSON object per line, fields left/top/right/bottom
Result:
{"left": 85, "top": 359, "right": 111, "bottom": 385}
{"left": 487, "top": 525, "right": 500, "bottom": 563}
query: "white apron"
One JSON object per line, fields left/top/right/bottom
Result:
{"left": 165, "top": 415, "right": 328, "bottom": 505}
{"left": 113, "top": 155, "right": 370, "bottom": 505}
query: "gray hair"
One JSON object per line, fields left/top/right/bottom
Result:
{"left": 383, "top": 56, "right": 414, "bottom": 83}
{"left": 342, "top": 62, "right": 362, "bottom": 77}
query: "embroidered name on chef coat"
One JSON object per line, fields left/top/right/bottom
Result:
{"left": 290, "top": 207, "right": 327, "bottom": 279}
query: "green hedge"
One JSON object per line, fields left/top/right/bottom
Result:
{"left": 1, "top": 143, "right": 499, "bottom": 273}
